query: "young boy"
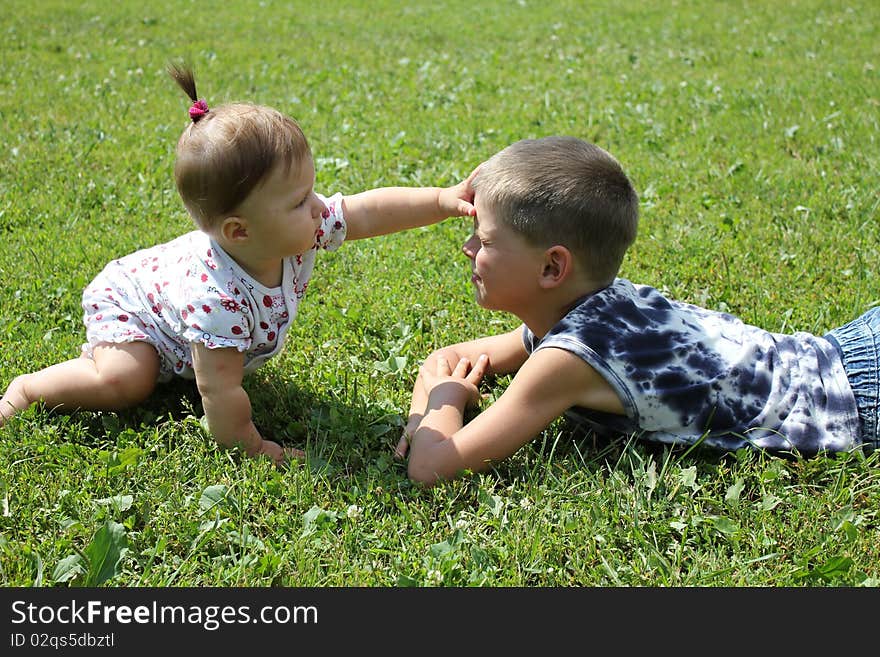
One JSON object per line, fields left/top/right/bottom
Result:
{"left": 396, "top": 136, "right": 875, "bottom": 486}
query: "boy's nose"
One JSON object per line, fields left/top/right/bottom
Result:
{"left": 462, "top": 234, "right": 479, "bottom": 257}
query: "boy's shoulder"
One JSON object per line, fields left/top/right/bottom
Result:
{"left": 493, "top": 345, "right": 625, "bottom": 424}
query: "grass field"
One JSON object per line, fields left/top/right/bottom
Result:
{"left": 1, "top": 0, "right": 879, "bottom": 587}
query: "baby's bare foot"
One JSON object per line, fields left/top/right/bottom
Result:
{"left": 0, "top": 375, "right": 33, "bottom": 427}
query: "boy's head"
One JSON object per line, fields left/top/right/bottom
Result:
{"left": 168, "top": 64, "right": 311, "bottom": 231}
{"left": 472, "top": 136, "right": 639, "bottom": 285}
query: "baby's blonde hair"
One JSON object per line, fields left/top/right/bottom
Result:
{"left": 168, "top": 63, "right": 311, "bottom": 230}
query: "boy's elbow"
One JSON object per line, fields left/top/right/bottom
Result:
{"left": 408, "top": 448, "right": 470, "bottom": 486}
{"left": 407, "top": 429, "right": 467, "bottom": 485}
{"left": 407, "top": 456, "right": 441, "bottom": 487}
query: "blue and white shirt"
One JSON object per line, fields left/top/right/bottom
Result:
{"left": 524, "top": 278, "right": 862, "bottom": 454}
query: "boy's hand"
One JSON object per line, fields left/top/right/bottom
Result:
{"left": 421, "top": 354, "right": 488, "bottom": 408}
{"left": 396, "top": 414, "right": 421, "bottom": 460}
{"left": 396, "top": 348, "right": 489, "bottom": 459}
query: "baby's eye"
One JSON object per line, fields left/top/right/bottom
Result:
{"left": 295, "top": 189, "right": 314, "bottom": 208}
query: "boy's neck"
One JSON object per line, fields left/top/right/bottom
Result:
{"left": 521, "top": 279, "right": 610, "bottom": 339}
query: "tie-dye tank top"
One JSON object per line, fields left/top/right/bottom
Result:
{"left": 523, "top": 278, "right": 861, "bottom": 455}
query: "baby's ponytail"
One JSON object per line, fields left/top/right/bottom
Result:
{"left": 167, "top": 62, "right": 209, "bottom": 123}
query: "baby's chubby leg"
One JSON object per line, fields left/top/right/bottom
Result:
{"left": 0, "top": 377, "right": 31, "bottom": 427}
{"left": 0, "top": 342, "right": 160, "bottom": 426}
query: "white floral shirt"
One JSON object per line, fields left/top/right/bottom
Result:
{"left": 81, "top": 193, "right": 346, "bottom": 381}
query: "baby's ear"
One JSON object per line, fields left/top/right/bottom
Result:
{"left": 220, "top": 216, "right": 249, "bottom": 242}
{"left": 539, "top": 245, "right": 574, "bottom": 288}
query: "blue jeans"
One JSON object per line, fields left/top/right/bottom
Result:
{"left": 825, "top": 306, "right": 880, "bottom": 452}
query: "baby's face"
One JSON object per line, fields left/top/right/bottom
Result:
{"left": 235, "top": 157, "right": 327, "bottom": 259}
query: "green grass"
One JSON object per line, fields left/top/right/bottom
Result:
{"left": 1, "top": 0, "right": 879, "bottom": 586}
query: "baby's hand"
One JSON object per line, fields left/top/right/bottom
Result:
{"left": 439, "top": 164, "right": 480, "bottom": 219}
{"left": 257, "top": 438, "right": 303, "bottom": 468}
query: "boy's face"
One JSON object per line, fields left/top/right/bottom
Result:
{"left": 463, "top": 195, "right": 546, "bottom": 313}
{"left": 234, "top": 156, "right": 328, "bottom": 258}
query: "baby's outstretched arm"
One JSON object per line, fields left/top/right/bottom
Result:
{"left": 342, "top": 165, "right": 479, "bottom": 241}
{"left": 191, "top": 343, "right": 286, "bottom": 466}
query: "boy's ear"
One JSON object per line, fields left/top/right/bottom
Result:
{"left": 539, "top": 245, "right": 574, "bottom": 289}
{"left": 220, "top": 216, "right": 249, "bottom": 242}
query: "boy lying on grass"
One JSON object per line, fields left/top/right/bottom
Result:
{"left": 397, "top": 136, "right": 875, "bottom": 486}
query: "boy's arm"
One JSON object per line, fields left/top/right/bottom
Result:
{"left": 342, "top": 166, "right": 478, "bottom": 241}
{"left": 406, "top": 347, "right": 623, "bottom": 486}
{"left": 191, "top": 343, "right": 285, "bottom": 466}
{"left": 395, "top": 327, "right": 529, "bottom": 459}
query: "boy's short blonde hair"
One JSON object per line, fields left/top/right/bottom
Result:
{"left": 473, "top": 136, "right": 639, "bottom": 284}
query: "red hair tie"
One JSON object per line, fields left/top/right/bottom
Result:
{"left": 189, "top": 99, "right": 209, "bottom": 122}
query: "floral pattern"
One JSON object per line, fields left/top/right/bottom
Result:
{"left": 81, "top": 193, "right": 346, "bottom": 381}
